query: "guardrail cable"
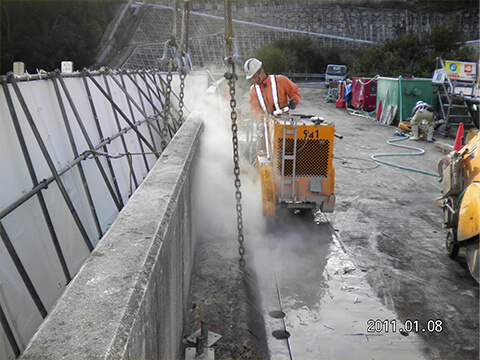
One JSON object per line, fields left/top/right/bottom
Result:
{"left": 84, "top": 150, "right": 162, "bottom": 196}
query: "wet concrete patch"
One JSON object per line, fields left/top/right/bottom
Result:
{"left": 187, "top": 81, "right": 478, "bottom": 360}
{"left": 250, "top": 212, "right": 427, "bottom": 359}
{"left": 311, "top": 83, "right": 479, "bottom": 360}
{"left": 253, "top": 83, "right": 478, "bottom": 359}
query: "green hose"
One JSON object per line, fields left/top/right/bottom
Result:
{"left": 371, "top": 135, "right": 441, "bottom": 178}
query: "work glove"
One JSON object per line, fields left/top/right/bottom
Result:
{"left": 288, "top": 99, "right": 297, "bottom": 109}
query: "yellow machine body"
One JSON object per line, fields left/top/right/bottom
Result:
{"left": 257, "top": 115, "right": 336, "bottom": 216}
{"left": 457, "top": 182, "right": 480, "bottom": 241}
{"left": 455, "top": 130, "right": 480, "bottom": 241}
{"left": 440, "top": 128, "right": 479, "bottom": 281}
{"left": 256, "top": 156, "right": 276, "bottom": 217}
{"left": 442, "top": 129, "right": 480, "bottom": 241}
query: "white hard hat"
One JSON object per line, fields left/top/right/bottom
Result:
{"left": 244, "top": 58, "right": 262, "bottom": 79}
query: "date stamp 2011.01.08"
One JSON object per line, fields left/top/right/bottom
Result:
{"left": 367, "top": 319, "right": 444, "bottom": 335}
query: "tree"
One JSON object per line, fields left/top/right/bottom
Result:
{"left": 274, "top": 36, "right": 324, "bottom": 73}
{"left": 1, "top": 0, "right": 119, "bottom": 75}
{"left": 353, "top": 22, "right": 477, "bottom": 78}
{"left": 253, "top": 36, "right": 367, "bottom": 75}
{"left": 254, "top": 45, "right": 288, "bottom": 74}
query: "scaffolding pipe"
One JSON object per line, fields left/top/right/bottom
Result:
{"left": 81, "top": 72, "right": 124, "bottom": 211}
{"left": 86, "top": 72, "right": 160, "bottom": 155}
{"left": 52, "top": 73, "right": 103, "bottom": 239}
{"left": 8, "top": 75, "right": 94, "bottom": 252}
{"left": 1, "top": 68, "right": 184, "bottom": 358}
{"left": 102, "top": 72, "right": 140, "bottom": 190}
{"left": 0, "top": 221, "right": 48, "bottom": 318}
{"left": 1, "top": 305, "right": 21, "bottom": 357}
{"left": 134, "top": 74, "right": 161, "bottom": 156}
{"left": 142, "top": 68, "right": 166, "bottom": 110}
{"left": 142, "top": 72, "right": 168, "bottom": 138}
{"left": 0, "top": 123, "right": 146, "bottom": 220}
{"left": 139, "top": 72, "right": 164, "bottom": 138}
{"left": 2, "top": 76, "right": 73, "bottom": 283}
{"left": 125, "top": 70, "right": 164, "bottom": 115}
{"left": 120, "top": 72, "right": 151, "bottom": 173}
{"left": 108, "top": 69, "right": 165, "bottom": 138}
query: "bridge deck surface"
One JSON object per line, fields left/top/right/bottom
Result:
{"left": 183, "top": 82, "right": 478, "bottom": 360}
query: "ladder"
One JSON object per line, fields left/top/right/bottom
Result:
{"left": 434, "top": 58, "right": 478, "bottom": 137}
{"left": 280, "top": 117, "right": 297, "bottom": 202}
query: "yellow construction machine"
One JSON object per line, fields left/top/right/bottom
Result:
{"left": 437, "top": 127, "right": 479, "bottom": 281}
{"left": 253, "top": 113, "right": 340, "bottom": 217}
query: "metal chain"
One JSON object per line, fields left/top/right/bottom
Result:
{"left": 159, "top": 0, "right": 181, "bottom": 149}
{"left": 177, "top": 0, "right": 190, "bottom": 127}
{"left": 163, "top": 63, "right": 173, "bottom": 149}
{"left": 224, "top": 0, "right": 245, "bottom": 267}
{"left": 226, "top": 63, "right": 245, "bottom": 267}
{"left": 178, "top": 71, "right": 185, "bottom": 126}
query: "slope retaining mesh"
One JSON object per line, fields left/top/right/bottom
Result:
{"left": 115, "top": 1, "right": 478, "bottom": 70}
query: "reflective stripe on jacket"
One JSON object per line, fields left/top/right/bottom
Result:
{"left": 249, "top": 75, "right": 301, "bottom": 119}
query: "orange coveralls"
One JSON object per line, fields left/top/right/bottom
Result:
{"left": 248, "top": 75, "right": 301, "bottom": 120}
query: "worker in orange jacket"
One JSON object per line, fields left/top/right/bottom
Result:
{"left": 244, "top": 58, "right": 301, "bottom": 121}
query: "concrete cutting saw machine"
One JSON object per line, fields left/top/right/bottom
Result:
{"left": 253, "top": 113, "right": 340, "bottom": 217}
{"left": 437, "top": 127, "right": 479, "bottom": 282}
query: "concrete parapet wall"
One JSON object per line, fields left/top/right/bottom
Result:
{"left": 20, "top": 114, "right": 204, "bottom": 359}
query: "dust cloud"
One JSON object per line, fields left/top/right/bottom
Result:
{"left": 185, "top": 73, "right": 328, "bottom": 287}
{"left": 187, "top": 74, "right": 266, "bottom": 244}
{"left": 185, "top": 73, "right": 333, "bottom": 327}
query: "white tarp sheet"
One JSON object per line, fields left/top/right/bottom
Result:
{"left": 0, "top": 71, "right": 168, "bottom": 358}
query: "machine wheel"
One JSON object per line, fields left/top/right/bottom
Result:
{"left": 446, "top": 228, "right": 460, "bottom": 258}
{"left": 465, "top": 238, "right": 479, "bottom": 282}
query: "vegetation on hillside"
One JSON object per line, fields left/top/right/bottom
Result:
{"left": 1, "top": 0, "right": 120, "bottom": 75}
{"left": 354, "top": 0, "right": 479, "bottom": 13}
{"left": 356, "top": 22, "right": 477, "bottom": 77}
{"left": 254, "top": 22, "right": 478, "bottom": 78}
{"left": 1, "top": 1, "right": 477, "bottom": 78}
